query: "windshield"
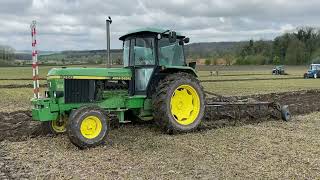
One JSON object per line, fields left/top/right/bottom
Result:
{"left": 123, "top": 40, "right": 130, "bottom": 67}
{"left": 158, "top": 38, "right": 185, "bottom": 66}
{"left": 310, "top": 65, "right": 320, "bottom": 71}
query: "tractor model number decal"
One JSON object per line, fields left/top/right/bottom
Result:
{"left": 47, "top": 75, "right": 131, "bottom": 80}
{"left": 111, "top": 77, "right": 131, "bottom": 80}
{"left": 61, "top": 75, "right": 74, "bottom": 79}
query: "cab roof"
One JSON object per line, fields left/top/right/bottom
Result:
{"left": 119, "top": 27, "right": 185, "bottom": 40}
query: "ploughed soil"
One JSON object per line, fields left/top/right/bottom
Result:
{"left": 1, "top": 89, "right": 319, "bottom": 142}
{"left": 1, "top": 89, "right": 320, "bottom": 179}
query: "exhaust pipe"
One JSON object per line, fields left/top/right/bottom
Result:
{"left": 106, "top": 16, "right": 112, "bottom": 67}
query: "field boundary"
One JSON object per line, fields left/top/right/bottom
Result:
{"left": 0, "top": 84, "right": 47, "bottom": 88}
{"left": 0, "top": 78, "right": 46, "bottom": 80}
{"left": 0, "top": 77, "right": 307, "bottom": 89}
{"left": 1, "top": 89, "right": 320, "bottom": 142}
{"left": 200, "top": 76, "right": 303, "bottom": 82}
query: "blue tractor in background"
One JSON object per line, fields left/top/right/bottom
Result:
{"left": 304, "top": 64, "right": 320, "bottom": 79}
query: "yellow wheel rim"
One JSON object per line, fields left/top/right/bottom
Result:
{"left": 170, "top": 85, "right": 201, "bottom": 125}
{"left": 80, "top": 116, "right": 103, "bottom": 139}
{"left": 51, "top": 118, "right": 67, "bottom": 133}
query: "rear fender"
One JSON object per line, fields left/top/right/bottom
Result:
{"left": 146, "top": 66, "right": 197, "bottom": 98}
{"left": 160, "top": 66, "right": 197, "bottom": 77}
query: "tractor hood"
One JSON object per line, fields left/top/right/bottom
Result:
{"left": 47, "top": 67, "right": 132, "bottom": 80}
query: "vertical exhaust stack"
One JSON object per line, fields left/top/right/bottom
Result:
{"left": 106, "top": 16, "right": 112, "bottom": 67}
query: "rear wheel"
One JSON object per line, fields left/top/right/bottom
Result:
{"left": 152, "top": 72, "right": 205, "bottom": 132}
{"left": 67, "top": 106, "right": 110, "bottom": 149}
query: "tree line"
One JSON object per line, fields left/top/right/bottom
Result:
{"left": 236, "top": 27, "right": 320, "bottom": 65}
{"left": 0, "top": 45, "right": 15, "bottom": 62}
{"left": 39, "top": 50, "right": 123, "bottom": 65}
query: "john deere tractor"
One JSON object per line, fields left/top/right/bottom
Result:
{"left": 31, "top": 26, "right": 205, "bottom": 148}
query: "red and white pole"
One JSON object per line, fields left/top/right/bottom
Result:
{"left": 31, "top": 20, "right": 40, "bottom": 98}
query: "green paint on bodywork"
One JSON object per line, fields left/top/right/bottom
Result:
{"left": 31, "top": 27, "right": 196, "bottom": 124}
{"left": 48, "top": 67, "right": 132, "bottom": 78}
{"left": 31, "top": 66, "right": 195, "bottom": 122}
{"left": 31, "top": 90, "right": 149, "bottom": 122}
{"left": 31, "top": 98, "right": 59, "bottom": 121}
{"left": 48, "top": 79, "right": 64, "bottom": 91}
{"left": 119, "top": 27, "right": 185, "bottom": 40}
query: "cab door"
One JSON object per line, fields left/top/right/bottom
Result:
{"left": 131, "top": 37, "right": 156, "bottom": 95}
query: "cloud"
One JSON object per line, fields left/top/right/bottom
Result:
{"left": 0, "top": 0, "right": 319, "bottom": 50}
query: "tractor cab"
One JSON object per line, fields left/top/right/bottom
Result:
{"left": 119, "top": 28, "right": 193, "bottom": 95}
{"left": 304, "top": 64, "right": 320, "bottom": 78}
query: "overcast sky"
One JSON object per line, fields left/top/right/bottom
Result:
{"left": 0, "top": 0, "right": 319, "bottom": 51}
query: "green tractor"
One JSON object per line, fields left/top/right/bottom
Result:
{"left": 31, "top": 25, "right": 205, "bottom": 148}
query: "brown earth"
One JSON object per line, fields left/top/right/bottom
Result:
{"left": 0, "top": 75, "right": 302, "bottom": 89}
{"left": 1, "top": 89, "right": 320, "bottom": 179}
{"left": 206, "top": 89, "right": 320, "bottom": 120}
{"left": 0, "top": 89, "right": 319, "bottom": 143}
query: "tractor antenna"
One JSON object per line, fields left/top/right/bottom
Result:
{"left": 106, "top": 16, "right": 112, "bottom": 67}
{"left": 30, "top": 20, "right": 40, "bottom": 98}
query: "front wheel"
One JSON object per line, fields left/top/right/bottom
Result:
{"left": 152, "top": 72, "right": 205, "bottom": 132}
{"left": 314, "top": 73, "right": 318, "bottom": 79}
{"left": 42, "top": 116, "right": 67, "bottom": 134}
{"left": 67, "top": 106, "right": 110, "bottom": 149}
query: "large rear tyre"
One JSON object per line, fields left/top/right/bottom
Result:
{"left": 152, "top": 72, "right": 205, "bottom": 132}
{"left": 67, "top": 106, "right": 110, "bottom": 149}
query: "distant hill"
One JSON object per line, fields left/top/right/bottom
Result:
{"left": 38, "top": 49, "right": 122, "bottom": 65}
{"left": 14, "top": 41, "right": 248, "bottom": 63}
{"left": 15, "top": 50, "right": 60, "bottom": 60}
{"left": 185, "top": 41, "right": 247, "bottom": 58}
{"left": 15, "top": 50, "right": 59, "bottom": 55}
{"left": 60, "top": 49, "right": 122, "bottom": 57}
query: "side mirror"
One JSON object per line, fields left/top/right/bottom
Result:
{"left": 169, "top": 31, "right": 177, "bottom": 43}
{"left": 183, "top": 37, "right": 190, "bottom": 43}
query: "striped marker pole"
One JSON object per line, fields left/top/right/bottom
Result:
{"left": 31, "top": 20, "right": 40, "bottom": 98}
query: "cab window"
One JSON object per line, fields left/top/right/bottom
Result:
{"left": 123, "top": 40, "right": 130, "bottom": 67}
{"left": 158, "top": 38, "right": 185, "bottom": 66}
{"left": 134, "top": 38, "right": 155, "bottom": 66}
